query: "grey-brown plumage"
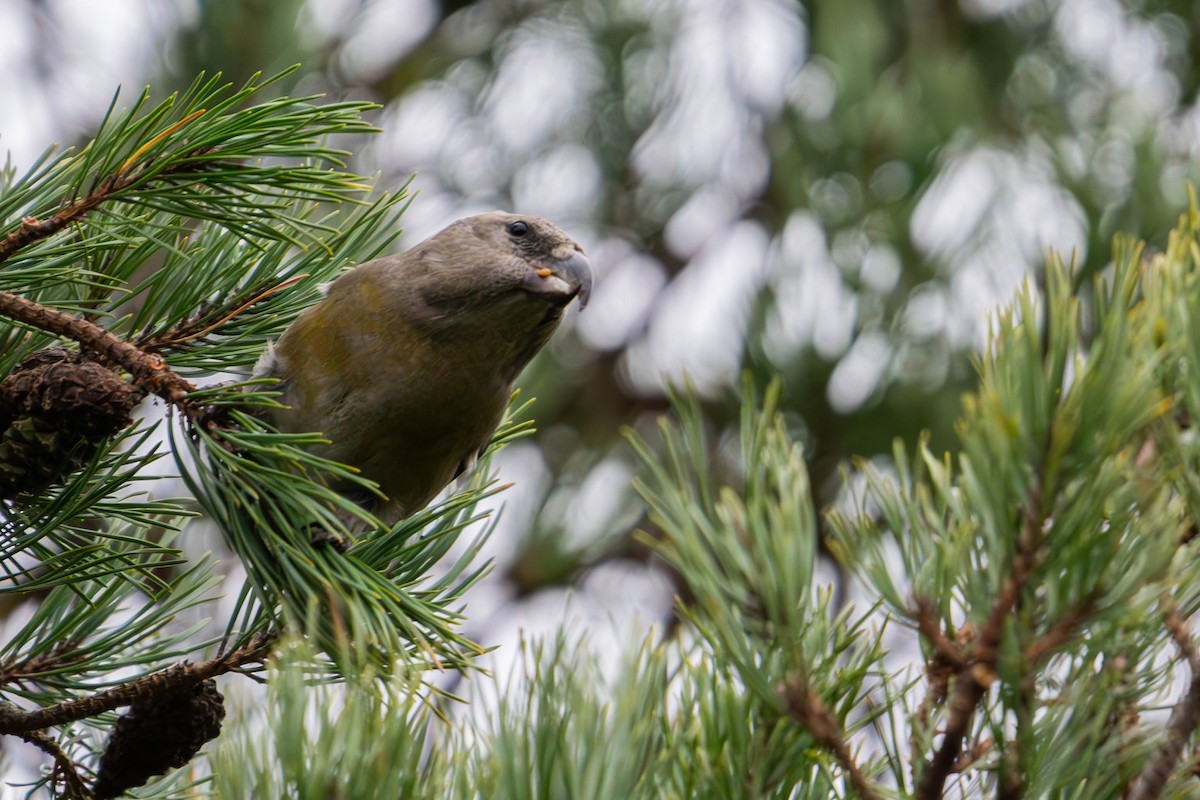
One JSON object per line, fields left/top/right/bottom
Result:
{"left": 255, "top": 212, "right": 591, "bottom": 524}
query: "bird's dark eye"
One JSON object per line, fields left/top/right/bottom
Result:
{"left": 507, "top": 220, "right": 529, "bottom": 237}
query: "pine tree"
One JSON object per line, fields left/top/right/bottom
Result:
{"left": 6, "top": 69, "right": 1200, "bottom": 800}
{"left": 0, "top": 70, "right": 510, "bottom": 798}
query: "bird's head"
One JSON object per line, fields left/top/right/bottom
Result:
{"left": 408, "top": 211, "right": 592, "bottom": 314}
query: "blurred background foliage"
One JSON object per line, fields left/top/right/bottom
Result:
{"left": 2, "top": 0, "right": 1197, "bottom": 614}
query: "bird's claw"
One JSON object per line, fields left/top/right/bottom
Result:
{"left": 307, "top": 525, "right": 351, "bottom": 553}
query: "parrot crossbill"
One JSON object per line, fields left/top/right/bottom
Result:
{"left": 254, "top": 211, "right": 592, "bottom": 526}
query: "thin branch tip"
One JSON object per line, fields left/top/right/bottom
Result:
{"left": 1127, "top": 616, "right": 1200, "bottom": 800}
{"left": 916, "top": 493, "right": 1047, "bottom": 800}
{"left": 778, "top": 676, "right": 882, "bottom": 800}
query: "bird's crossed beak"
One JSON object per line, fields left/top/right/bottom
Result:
{"left": 529, "top": 249, "right": 593, "bottom": 309}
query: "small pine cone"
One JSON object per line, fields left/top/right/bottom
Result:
{"left": 0, "top": 416, "right": 95, "bottom": 498}
{"left": 91, "top": 679, "right": 226, "bottom": 800}
{"left": 0, "top": 349, "right": 143, "bottom": 437}
{"left": 3, "top": 347, "right": 82, "bottom": 376}
{"left": 0, "top": 350, "right": 143, "bottom": 499}
{"left": 0, "top": 348, "right": 82, "bottom": 430}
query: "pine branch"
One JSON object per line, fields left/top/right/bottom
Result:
{"left": 0, "top": 107, "right": 288, "bottom": 419}
{"left": 1022, "top": 594, "right": 1099, "bottom": 665}
{"left": 0, "top": 642, "right": 85, "bottom": 687}
{"left": 134, "top": 272, "right": 307, "bottom": 352}
{"left": 1127, "top": 618, "right": 1200, "bottom": 800}
{"left": 0, "top": 633, "right": 271, "bottom": 735}
{"left": 912, "top": 596, "right": 967, "bottom": 670}
{"left": 0, "top": 129, "right": 211, "bottom": 265}
{"left": 0, "top": 289, "right": 196, "bottom": 405}
{"left": 916, "top": 489, "right": 1046, "bottom": 800}
{"left": 910, "top": 599, "right": 967, "bottom": 788}
{"left": 1164, "top": 602, "right": 1200, "bottom": 672}
{"left": 0, "top": 71, "right": 487, "bottom": 673}
{"left": 951, "top": 739, "right": 993, "bottom": 775}
{"left": 778, "top": 675, "right": 883, "bottom": 800}
{"left": 20, "top": 729, "right": 89, "bottom": 800}
{"left": 0, "top": 554, "right": 218, "bottom": 699}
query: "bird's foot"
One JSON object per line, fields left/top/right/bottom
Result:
{"left": 307, "top": 525, "right": 352, "bottom": 553}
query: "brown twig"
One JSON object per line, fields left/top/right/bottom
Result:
{"left": 1126, "top": 672, "right": 1200, "bottom": 800}
{"left": 910, "top": 599, "right": 969, "bottom": 787}
{"left": 20, "top": 729, "right": 89, "bottom": 799}
{"left": 136, "top": 273, "right": 308, "bottom": 352}
{"left": 912, "top": 661, "right": 952, "bottom": 788}
{"left": 915, "top": 490, "right": 1046, "bottom": 800}
{"left": 0, "top": 289, "right": 196, "bottom": 407}
{"left": 0, "top": 198, "right": 113, "bottom": 266}
{"left": 912, "top": 596, "right": 967, "bottom": 671}
{"left": 950, "top": 738, "right": 992, "bottom": 774}
{"left": 0, "top": 109, "right": 209, "bottom": 265}
{"left": 778, "top": 675, "right": 882, "bottom": 800}
{"left": 1023, "top": 595, "right": 1099, "bottom": 665}
{"left": 1164, "top": 602, "right": 1200, "bottom": 671}
{"left": 0, "top": 633, "right": 271, "bottom": 735}
{"left": 997, "top": 743, "right": 1023, "bottom": 800}
{"left": 0, "top": 641, "right": 85, "bottom": 687}
{"left": 1127, "top": 616, "right": 1200, "bottom": 800}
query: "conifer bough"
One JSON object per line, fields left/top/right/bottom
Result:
{"left": 0, "top": 70, "right": 514, "bottom": 798}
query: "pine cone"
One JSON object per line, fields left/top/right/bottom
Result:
{"left": 0, "top": 349, "right": 142, "bottom": 435}
{"left": 0, "top": 416, "right": 88, "bottom": 498}
{"left": 91, "top": 679, "right": 226, "bottom": 800}
{"left": 0, "top": 349, "right": 143, "bottom": 498}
